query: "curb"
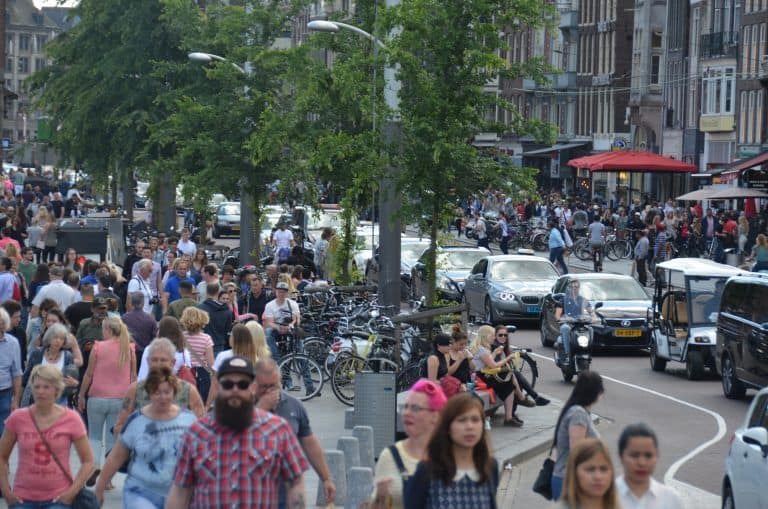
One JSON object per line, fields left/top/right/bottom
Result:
{"left": 502, "top": 437, "right": 554, "bottom": 468}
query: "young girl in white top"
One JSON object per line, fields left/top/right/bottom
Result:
{"left": 616, "top": 423, "right": 684, "bottom": 509}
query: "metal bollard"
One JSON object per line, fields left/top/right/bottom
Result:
{"left": 345, "top": 466, "right": 374, "bottom": 509}
{"left": 317, "top": 449, "right": 346, "bottom": 507}
{"left": 337, "top": 436, "right": 361, "bottom": 470}
{"left": 353, "top": 425, "right": 375, "bottom": 469}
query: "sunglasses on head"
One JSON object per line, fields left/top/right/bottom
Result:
{"left": 220, "top": 379, "right": 251, "bottom": 391}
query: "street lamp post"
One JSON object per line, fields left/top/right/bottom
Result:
{"left": 187, "top": 51, "right": 256, "bottom": 268}
{"left": 308, "top": 9, "right": 402, "bottom": 312}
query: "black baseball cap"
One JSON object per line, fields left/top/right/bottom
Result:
{"left": 217, "top": 356, "right": 255, "bottom": 380}
{"left": 92, "top": 297, "right": 108, "bottom": 309}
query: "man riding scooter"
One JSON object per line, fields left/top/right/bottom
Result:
{"left": 555, "top": 279, "right": 593, "bottom": 364}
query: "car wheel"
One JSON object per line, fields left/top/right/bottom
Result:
{"left": 484, "top": 298, "right": 496, "bottom": 325}
{"left": 649, "top": 341, "right": 667, "bottom": 372}
{"left": 721, "top": 353, "right": 747, "bottom": 399}
{"left": 722, "top": 482, "right": 734, "bottom": 509}
{"left": 540, "top": 319, "right": 553, "bottom": 347}
{"left": 686, "top": 349, "right": 705, "bottom": 380}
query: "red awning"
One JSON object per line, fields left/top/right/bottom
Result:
{"left": 567, "top": 151, "right": 697, "bottom": 173}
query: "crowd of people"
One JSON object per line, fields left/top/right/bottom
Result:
{"left": 456, "top": 187, "right": 768, "bottom": 276}
{"left": 0, "top": 207, "right": 342, "bottom": 507}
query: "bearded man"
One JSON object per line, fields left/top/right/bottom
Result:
{"left": 165, "top": 356, "right": 309, "bottom": 508}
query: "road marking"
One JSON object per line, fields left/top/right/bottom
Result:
{"left": 529, "top": 351, "right": 724, "bottom": 505}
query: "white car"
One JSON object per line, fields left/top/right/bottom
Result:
{"left": 722, "top": 386, "right": 768, "bottom": 509}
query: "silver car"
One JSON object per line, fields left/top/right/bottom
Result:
{"left": 213, "top": 202, "right": 241, "bottom": 238}
{"left": 463, "top": 255, "right": 559, "bottom": 324}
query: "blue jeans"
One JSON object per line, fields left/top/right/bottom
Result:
{"left": 9, "top": 502, "right": 71, "bottom": 509}
{"left": 549, "top": 247, "right": 568, "bottom": 274}
{"left": 86, "top": 397, "right": 122, "bottom": 467}
{"left": 0, "top": 388, "right": 13, "bottom": 436}
{"left": 559, "top": 324, "right": 572, "bottom": 358}
{"left": 123, "top": 477, "right": 167, "bottom": 509}
{"left": 265, "top": 328, "right": 281, "bottom": 361}
{"left": 265, "top": 329, "right": 313, "bottom": 391}
{"left": 551, "top": 474, "right": 564, "bottom": 500}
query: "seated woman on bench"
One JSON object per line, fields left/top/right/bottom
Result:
{"left": 422, "top": 332, "right": 468, "bottom": 395}
{"left": 470, "top": 325, "right": 535, "bottom": 427}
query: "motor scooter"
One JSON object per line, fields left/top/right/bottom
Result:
{"left": 554, "top": 304, "right": 602, "bottom": 382}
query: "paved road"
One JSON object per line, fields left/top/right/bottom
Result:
{"left": 505, "top": 322, "right": 747, "bottom": 502}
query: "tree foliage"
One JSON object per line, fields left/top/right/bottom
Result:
{"left": 382, "top": 0, "right": 557, "bottom": 304}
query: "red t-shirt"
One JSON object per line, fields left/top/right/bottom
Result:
{"left": 723, "top": 219, "right": 738, "bottom": 235}
{"left": 6, "top": 407, "right": 86, "bottom": 501}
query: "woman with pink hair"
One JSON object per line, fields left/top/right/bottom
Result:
{"left": 370, "top": 379, "right": 447, "bottom": 509}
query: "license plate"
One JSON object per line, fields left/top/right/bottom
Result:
{"left": 526, "top": 305, "right": 540, "bottom": 314}
{"left": 615, "top": 328, "right": 642, "bottom": 337}
{"left": 231, "top": 225, "right": 240, "bottom": 232}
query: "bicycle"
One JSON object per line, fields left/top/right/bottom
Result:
{"left": 275, "top": 328, "right": 324, "bottom": 401}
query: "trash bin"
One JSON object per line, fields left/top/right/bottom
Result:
{"left": 724, "top": 248, "right": 743, "bottom": 267}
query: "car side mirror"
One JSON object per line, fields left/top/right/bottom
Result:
{"left": 743, "top": 427, "right": 768, "bottom": 458}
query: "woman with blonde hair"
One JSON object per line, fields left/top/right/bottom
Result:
{"left": 180, "top": 306, "right": 214, "bottom": 401}
{"left": 557, "top": 438, "right": 619, "bottom": 509}
{"left": 206, "top": 323, "right": 266, "bottom": 407}
{"left": 749, "top": 233, "right": 768, "bottom": 272}
{"left": 737, "top": 216, "right": 749, "bottom": 254}
{"left": 470, "top": 325, "right": 533, "bottom": 427}
{"left": 0, "top": 365, "right": 95, "bottom": 506}
{"left": 77, "top": 316, "right": 136, "bottom": 488}
{"left": 245, "top": 320, "right": 272, "bottom": 360}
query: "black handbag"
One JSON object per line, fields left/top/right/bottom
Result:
{"left": 532, "top": 445, "right": 555, "bottom": 500}
{"left": 29, "top": 408, "right": 99, "bottom": 509}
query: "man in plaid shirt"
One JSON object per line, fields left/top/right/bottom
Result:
{"left": 166, "top": 356, "right": 309, "bottom": 508}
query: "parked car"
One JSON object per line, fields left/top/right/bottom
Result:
{"left": 463, "top": 254, "right": 559, "bottom": 323}
{"left": 539, "top": 273, "right": 653, "bottom": 349}
{"left": 410, "top": 246, "right": 490, "bottom": 302}
{"left": 721, "top": 385, "right": 768, "bottom": 509}
{"left": 716, "top": 274, "right": 768, "bottom": 399}
{"left": 366, "top": 239, "right": 430, "bottom": 298}
{"left": 213, "top": 202, "right": 241, "bottom": 238}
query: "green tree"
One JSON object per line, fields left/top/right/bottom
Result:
{"left": 28, "top": 0, "right": 199, "bottom": 229}
{"left": 146, "top": 0, "right": 310, "bottom": 255}
{"left": 383, "top": 0, "right": 557, "bottom": 305}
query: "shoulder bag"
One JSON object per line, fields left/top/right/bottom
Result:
{"left": 29, "top": 408, "right": 99, "bottom": 509}
{"left": 532, "top": 444, "right": 555, "bottom": 500}
{"left": 187, "top": 346, "right": 214, "bottom": 377}
{"left": 176, "top": 350, "right": 197, "bottom": 385}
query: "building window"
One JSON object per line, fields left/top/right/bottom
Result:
{"left": 5, "top": 58, "right": 12, "bottom": 74}
{"left": 35, "top": 58, "right": 45, "bottom": 71}
{"left": 651, "top": 55, "right": 661, "bottom": 84}
{"left": 18, "top": 34, "right": 30, "bottom": 52}
{"left": 757, "top": 90, "right": 764, "bottom": 143}
{"left": 748, "top": 91, "right": 756, "bottom": 144}
{"left": 17, "top": 57, "right": 29, "bottom": 74}
{"left": 701, "top": 67, "right": 735, "bottom": 115}
{"left": 743, "top": 25, "right": 752, "bottom": 76}
{"left": 35, "top": 35, "right": 47, "bottom": 52}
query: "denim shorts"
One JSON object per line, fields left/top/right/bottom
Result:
{"left": 9, "top": 502, "right": 72, "bottom": 509}
{"left": 123, "top": 477, "right": 168, "bottom": 509}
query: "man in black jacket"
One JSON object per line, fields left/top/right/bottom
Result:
{"left": 238, "top": 277, "right": 272, "bottom": 324}
{"left": 198, "top": 282, "right": 233, "bottom": 355}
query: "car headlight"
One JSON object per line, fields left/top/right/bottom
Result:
{"left": 577, "top": 335, "right": 590, "bottom": 347}
{"left": 438, "top": 277, "right": 454, "bottom": 291}
{"left": 497, "top": 291, "right": 516, "bottom": 302}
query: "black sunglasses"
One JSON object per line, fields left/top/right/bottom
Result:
{"left": 497, "top": 333, "right": 508, "bottom": 337}
{"left": 220, "top": 379, "right": 251, "bottom": 391}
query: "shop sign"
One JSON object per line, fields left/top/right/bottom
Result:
{"left": 745, "top": 168, "right": 768, "bottom": 190}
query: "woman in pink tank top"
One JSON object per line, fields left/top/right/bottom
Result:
{"left": 77, "top": 316, "right": 135, "bottom": 489}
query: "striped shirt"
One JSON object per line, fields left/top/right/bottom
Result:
{"left": 184, "top": 332, "right": 213, "bottom": 368}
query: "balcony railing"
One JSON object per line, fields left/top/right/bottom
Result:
{"left": 700, "top": 31, "right": 739, "bottom": 59}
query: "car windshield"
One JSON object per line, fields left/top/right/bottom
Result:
{"left": 308, "top": 212, "right": 342, "bottom": 230}
{"left": 577, "top": 278, "right": 648, "bottom": 301}
{"left": 356, "top": 233, "right": 378, "bottom": 251}
{"left": 687, "top": 276, "right": 728, "bottom": 324}
{"left": 219, "top": 205, "right": 240, "bottom": 216}
{"left": 437, "top": 250, "right": 487, "bottom": 270}
{"left": 402, "top": 243, "right": 429, "bottom": 262}
{"left": 490, "top": 260, "right": 557, "bottom": 280}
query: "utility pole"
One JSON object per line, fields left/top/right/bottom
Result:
{"left": 378, "top": 0, "right": 402, "bottom": 313}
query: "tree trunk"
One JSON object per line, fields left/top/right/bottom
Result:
{"left": 426, "top": 199, "right": 440, "bottom": 306}
{"left": 123, "top": 169, "right": 135, "bottom": 221}
{"left": 153, "top": 172, "right": 176, "bottom": 232}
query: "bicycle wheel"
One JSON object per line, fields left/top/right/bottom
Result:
{"left": 574, "top": 240, "right": 591, "bottom": 261}
{"left": 397, "top": 361, "right": 423, "bottom": 392}
{"left": 532, "top": 233, "right": 548, "bottom": 252}
{"left": 330, "top": 354, "right": 368, "bottom": 406}
{"left": 303, "top": 338, "right": 331, "bottom": 382}
{"left": 516, "top": 354, "right": 539, "bottom": 390}
{"left": 605, "top": 242, "right": 621, "bottom": 261}
{"left": 278, "top": 354, "right": 323, "bottom": 401}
